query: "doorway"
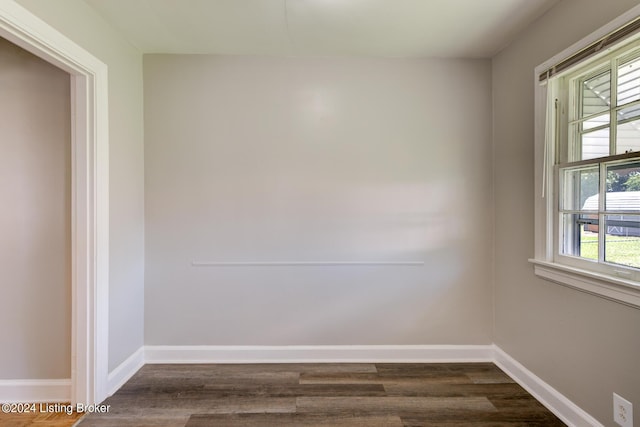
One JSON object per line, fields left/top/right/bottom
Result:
{"left": 0, "top": 34, "right": 71, "bottom": 385}
{"left": 0, "top": 2, "right": 109, "bottom": 405}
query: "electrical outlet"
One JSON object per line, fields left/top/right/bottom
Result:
{"left": 613, "top": 393, "right": 633, "bottom": 427}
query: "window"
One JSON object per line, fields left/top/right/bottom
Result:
{"left": 558, "top": 46, "right": 640, "bottom": 273}
{"left": 533, "top": 9, "right": 640, "bottom": 307}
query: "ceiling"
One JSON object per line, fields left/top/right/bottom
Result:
{"left": 83, "top": 0, "right": 560, "bottom": 58}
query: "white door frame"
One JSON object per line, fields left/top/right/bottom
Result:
{"left": 0, "top": 1, "right": 109, "bottom": 405}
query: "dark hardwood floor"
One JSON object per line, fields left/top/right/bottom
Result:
{"left": 76, "top": 363, "right": 565, "bottom": 426}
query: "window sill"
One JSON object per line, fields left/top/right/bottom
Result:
{"left": 529, "top": 259, "right": 640, "bottom": 308}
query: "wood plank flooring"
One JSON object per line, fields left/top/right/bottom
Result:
{"left": 70, "top": 363, "right": 565, "bottom": 426}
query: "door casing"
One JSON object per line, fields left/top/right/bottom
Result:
{"left": 0, "top": 1, "right": 110, "bottom": 405}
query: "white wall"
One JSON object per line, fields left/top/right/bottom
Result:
{"left": 0, "top": 36, "right": 70, "bottom": 379}
{"left": 144, "top": 55, "right": 493, "bottom": 346}
{"left": 492, "top": 0, "right": 640, "bottom": 425}
{"left": 16, "top": 0, "right": 145, "bottom": 372}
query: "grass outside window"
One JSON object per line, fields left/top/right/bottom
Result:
{"left": 580, "top": 231, "right": 640, "bottom": 268}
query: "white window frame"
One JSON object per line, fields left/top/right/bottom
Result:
{"left": 531, "top": 5, "right": 640, "bottom": 309}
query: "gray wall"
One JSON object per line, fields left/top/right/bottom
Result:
{"left": 0, "top": 37, "right": 70, "bottom": 379}
{"left": 144, "top": 55, "right": 494, "bottom": 345}
{"left": 17, "top": 0, "right": 145, "bottom": 372}
{"left": 10, "top": 2, "right": 638, "bottom": 423}
{"left": 492, "top": 0, "right": 640, "bottom": 425}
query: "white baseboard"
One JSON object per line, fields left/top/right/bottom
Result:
{"left": 0, "top": 379, "right": 70, "bottom": 403}
{"left": 144, "top": 344, "right": 495, "bottom": 364}
{"left": 493, "top": 346, "right": 603, "bottom": 427}
{"left": 107, "top": 347, "right": 145, "bottom": 396}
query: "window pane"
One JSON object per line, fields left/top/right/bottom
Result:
{"left": 617, "top": 57, "right": 640, "bottom": 106}
{"left": 616, "top": 121, "right": 640, "bottom": 154}
{"left": 606, "top": 161, "right": 640, "bottom": 210}
{"left": 561, "top": 213, "right": 599, "bottom": 260}
{"left": 582, "top": 71, "right": 610, "bottom": 117}
{"left": 616, "top": 105, "right": 640, "bottom": 154}
{"left": 583, "top": 113, "right": 609, "bottom": 130}
{"left": 604, "top": 215, "right": 640, "bottom": 268}
{"left": 581, "top": 127, "right": 609, "bottom": 160}
{"left": 562, "top": 167, "right": 599, "bottom": 211}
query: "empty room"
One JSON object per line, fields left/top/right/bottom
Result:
{"left": 0, "top": 0, "right": 639, "bottom": 426}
